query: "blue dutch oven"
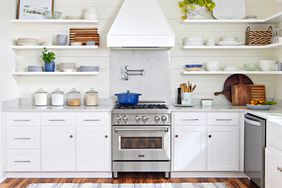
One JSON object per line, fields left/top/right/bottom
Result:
{"left": 115, "top": 90, "right": 142, "bottom": 105}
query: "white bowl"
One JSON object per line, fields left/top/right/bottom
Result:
{"left": 259, "top": 60, "right": 276, "bottom": 71}
{"left": 206, "top": 62, "right": 220, "bottom": 71}
{"left": 221, "top": 37, "right": 237, "bottom": 42}
{"left": 224, "top": 65, "right": 239, "bottom": 71}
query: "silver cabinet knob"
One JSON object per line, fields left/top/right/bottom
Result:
{"left": 136, "top": 116, "right": 141, "bottom": 122}
{"left": 154, "top": 116, "right": 161, "bottom": 122}
{"left": 161, "top": 116, "right": 168, "bottom": 122}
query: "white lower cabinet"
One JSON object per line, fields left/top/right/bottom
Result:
{"left": 173, "top": 126, "right": 207, "bottom": 171}
{"left": 41, "top": 126, "right": 76, "bottom": 171}
{"left": 265, "top": 148, "right": 282, "bottom": 188}
{"left": 207, "top": 126, "right": 239, "bottom": 171}
{"left": 76, "top": 126, "right": 111, "bottom": 171}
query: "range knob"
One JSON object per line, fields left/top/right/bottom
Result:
{"left": 116, "top": 115, "right": 122, "bottom": 123}
{"left": 142, "top": 116, "right": 149, "bottom": 123}
{"left": 136, "top": 116, "right": 141, "bottom": 123}
{"left": 161, "top": 116, "right": 168, "bottom": 122}
{"left": 123, "top": 116, "right": 129, "bottom": 123}
{"left": 154, "top": 116, "right": 161, "bottom": 122}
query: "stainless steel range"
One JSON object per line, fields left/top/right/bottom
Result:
{"left": 112, "top": 101, "right": 171, "bottom": 179}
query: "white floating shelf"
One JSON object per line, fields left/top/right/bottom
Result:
{"left": 11, "top": 45, "right": 99, "bottom": 50}
{"left": 12, "top": 19, "right": 99, "bottom": 24}
{"left": 182, "top": 43, "right": 282, "bottom": 50}
{"left": 182, "top": 12, "right": 282, "bottom": 24}
{"left": 13, "top": 72, "right": 99, "bottom": 76}
{"left": 182, "top": 71, "right": 282, "bottom": 75}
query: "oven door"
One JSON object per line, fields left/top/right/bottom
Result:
{"left": 112, "top": 126, "right": 171, "bottom": 161}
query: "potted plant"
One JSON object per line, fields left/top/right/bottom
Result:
{"left": 179, "top": 0, "right": 216, "bottom": 20}
{"left": 41, "top": 47, "right": 56, "bottom": 72}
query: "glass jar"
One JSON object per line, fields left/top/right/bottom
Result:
{"left": 85, "top": 88, "right": 98, "bottom": 106}
{"left": 34, "top": 88, "right": 48, "bottom": 106}
{"left": 51, "top": 89, "right": 64, "bottom": 106}
{"left": 67, "top": 88, "right": 81, "bottom": 106}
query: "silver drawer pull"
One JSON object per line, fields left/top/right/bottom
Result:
{"left": 278, "top": 167, "right": 282, "bottom": 172}
{"left": 83, "top": 119, "right": 101, "bottom": 122}
{"left": 14, "top": 120, "right": 31, "bottom": 122}
{"left": 48, "top": 119, "right": 66, "bottom": 122}
{"left": 182, "top": 119, "right": 199, "bottom": 121}
{"left": 216, "top": 119, "right": 233, "bottom": 121}
{"left": 13, "top": 138, "right": 31, "bottom": 140}
{"left": 14, "top": 161, "right": 31, "bottom": 163}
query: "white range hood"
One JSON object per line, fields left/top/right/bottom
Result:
{"left": 107, "top": 0, "right": 175, "bottom": 49}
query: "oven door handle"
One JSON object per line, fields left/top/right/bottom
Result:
{"left": 114, "top": 127, "right": 169, "bottom": 132}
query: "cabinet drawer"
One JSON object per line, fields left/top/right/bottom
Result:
{"left": 7, "top": 127, "right": 40, "bottom": 149}
{"left": 174, "top": 112, "right": 207, "bottom": 126}
{"left": 6, "top": 149, "right": 40, "bottom": 171}
{"left": 76, "top": 113, "right": 110, "bottom": 126}
{"left": 208, "top": 113, "right": 240, "bottom": 126}
{"left": 6, "top": 113, "right": 40, "bottom": 127}
{"left": 41, "top": 113, "right": 75, "bottom": 126}
{"left": 267, "top": 122, "right": 282, "bottom": 152}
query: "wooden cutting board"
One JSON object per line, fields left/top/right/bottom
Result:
{"left": 231, "top": 75, "right": 251, "bottom": 106}
{"left": 214, "top": 74, "right": 254, "bottom": 102}
{"left": 246, "top": 85, "right": 266, "bottom": 101}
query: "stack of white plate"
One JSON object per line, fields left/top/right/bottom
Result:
{"left": 27, "top": 66, "right": 43, "bottom": 72}
{"left": 16, "top": 38, "right": 39, "bottom": 46}
{"left": 79, "top": 66, "right": 99, "bottom": 72}
{"left": 183, "top": 37, "right": 203, "bottom": 46}
{"left": 216, "top": 37, "right": 244, "bottom": 46}
{"left": 59, "top": 63, "right": 77, "bottom": 72}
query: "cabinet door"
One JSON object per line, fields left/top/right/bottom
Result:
{"left": 207, "top": 126, "right": 239, "bottom": 171}
{"left": 265, "top": 148, "right": 282, "bottom": 188}
{"left": 173, "top": 126, "right": 207, "bottom": 171}
{"left": 41, "top": 126, "right": 75, "bottom": 171}
{"left": 76, "top": 127, "right": 111, "bottom": 171}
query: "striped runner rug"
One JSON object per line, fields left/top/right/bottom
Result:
{"left": 27, "top": 183, "right": 227, "bottom": 188}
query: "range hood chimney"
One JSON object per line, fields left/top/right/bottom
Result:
{"left": 107, "top": 0, "right": 175, "bottom": 49}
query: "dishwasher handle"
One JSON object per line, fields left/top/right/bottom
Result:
{"left": 245, "top": 118, "right": 262, "bottom": 127}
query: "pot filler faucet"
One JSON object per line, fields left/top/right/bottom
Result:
{"left": 122, "top": 66, "right": 145, "bottom": 81}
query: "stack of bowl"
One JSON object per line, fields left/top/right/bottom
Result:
{"left": 16, "top": 38, "right": 39, "bottom": 46}
{"left": 59, "top": 63, "right": 77, "bottom": 72}
{"left": 79, "top": 66, "right": 99, "bottom": 72}
{"left": 27, "top": 66, "right": 43, "bottom": 72}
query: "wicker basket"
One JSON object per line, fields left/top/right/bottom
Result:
{"left": 245, "top": 26, "right": 273, "bottom": 46}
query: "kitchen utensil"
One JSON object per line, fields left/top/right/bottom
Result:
{"left": 115, "top": 90, "right": 142, "bottom": 106}
{"left": 43, "top": 11, "right": 62, "bottom": 19}
{"left": 67, "top": 88, "right": 81, "bottom": 106}
{"left": 182, "top": 92, "right": 192, "bottom": 106}
{"left": 34, "top": 89, "right": 48, "bottom": 106}
{"left": 59, "top": 63, "right": 77, "bottom": 72}
{"left": 246, "top": 85, "right": 266, "bottom": 101}
{"left": 206, "top": 62, "right": 220, "bottom": 71}
{"left": 184, "top": 64, "right": 203, "bottom": 71}
{"left": 213, "top": 0, "right": 246, "bottom": 19}
{"left": 201, "top": 99, "right": 213, "bottom": 106}
{"left": 51, "top": 89, "right": 64, "bottom": 106}
{"left": 244, "top": 63, "right": 258, "bottom": 71}
{"left": 56, "top": 34, "right": 68, "bottom": 46}
{"left": 85, "top": 88, "right": 98, "bottom": 106}
{"left": 259, "top": 60, "right": 276, "bottom": 71}
{"left": 69, "top": 28, "right": 100, "bottom": 46}
{"left": 246, "top": 104, "right": 271, "bottom": 110}
{"left": 214, "top": 74, "right": 254, "bottom": 102}
{"left": 231, "top": 75, "right": 251, "bottom": 106}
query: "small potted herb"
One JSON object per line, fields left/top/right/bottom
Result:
{"left": 179, "top": 0, "right": 216, "bottom": 20}
{"left": 41, "top": 47, "right": 56, "bottom": 72}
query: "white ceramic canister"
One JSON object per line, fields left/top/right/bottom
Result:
{"left": 85, "top": 88, "right": 98, "bottom": 106}
{"left": 182, "top": 92, "right": 192, "bottom": 106}
{"left": 34, "top": 89, "right": 48, "bottom": 106}
{"left": 51, "top": 89, "right": 64, "bottom": 106}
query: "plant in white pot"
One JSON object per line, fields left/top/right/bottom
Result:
{"left": 179, "top": 0, "right": 216, "bottom": 20}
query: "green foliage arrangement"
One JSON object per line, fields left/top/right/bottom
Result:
{"left": 41, "top": 47, "right": 56, "bottom": 64}
{"left": 179, "top": 0, "right": 216, "bottom": 20}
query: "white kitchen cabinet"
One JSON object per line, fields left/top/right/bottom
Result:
{"left": 41, "top": 126, "right": 75, "bottom": 171}
{"left": 76, "top": 127, "right": 111, "bottom": 171}
{"left": 173, "top": 126, "right": 207, "bottom": 171}
{"left": 265, "top": 148, "right": 282, "bottom": 188}
{"left": 207, "top": 126, "right": 239, "bottom": 171}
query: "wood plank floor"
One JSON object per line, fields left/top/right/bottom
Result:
{"left": 0, "top": 173, "right": 259, "bottom": 188}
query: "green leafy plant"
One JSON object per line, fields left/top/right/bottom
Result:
{"left": 179, "top": 0, "right": 216, "bottom": 20}
{"left": 41, "top": 47, "right": 56, "bottom": 64}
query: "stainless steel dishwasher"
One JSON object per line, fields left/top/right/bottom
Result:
{"left": 244, "top": 113, "right": 266, "bottom": 188}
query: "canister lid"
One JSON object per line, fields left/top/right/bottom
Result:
{"left": 35, "top": 88, "right": 47, "bottom": 94}
{"left": 68, "top": 88, "right": 80, "bottom": 94}
{"left": 86, "top": 88, "right": 98, "bottom": 94}
{"left": 52, "top": 88, "right": 64, "bottom": 94}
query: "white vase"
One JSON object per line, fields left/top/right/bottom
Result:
{"left": 187, "top": 4, "right": 212, "bottom": 19}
